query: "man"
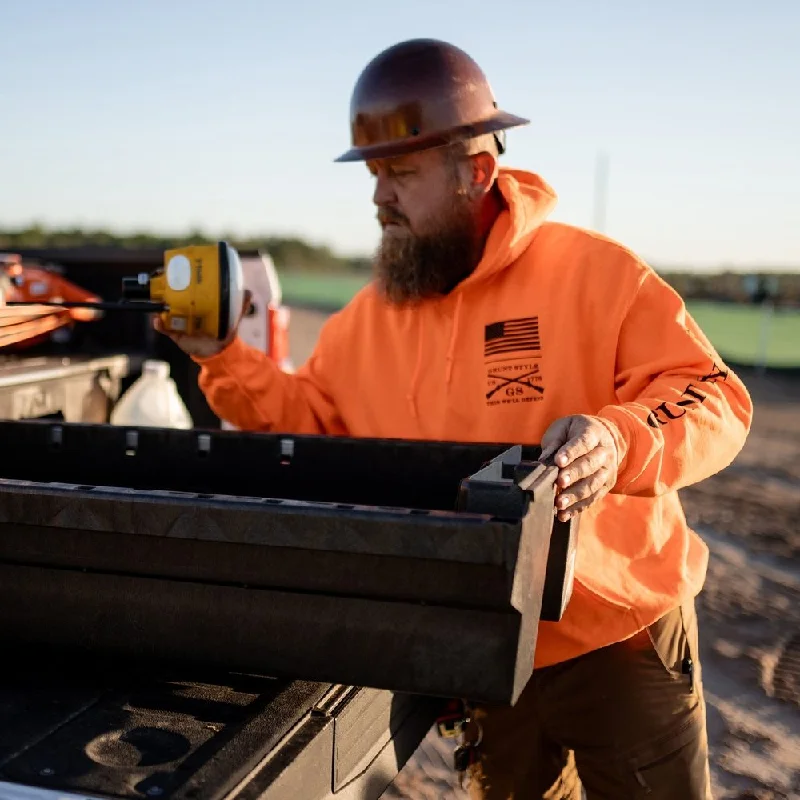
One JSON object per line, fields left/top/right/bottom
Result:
{"left": 157, "top": 39, "right": 753, "bottom": 799}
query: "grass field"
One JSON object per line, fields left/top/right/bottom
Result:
{"left": 278, "top": 271, "right": 369, "bottom": 310}
{"left": 686, "top": 301, "right": 799, "bottom": 369}
{"left": 277, "top": 271, "right": 800, "bottom": 368}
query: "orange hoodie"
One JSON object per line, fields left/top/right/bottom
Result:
{"left": 193, "top": 167, "right": 753, "bottom": 668}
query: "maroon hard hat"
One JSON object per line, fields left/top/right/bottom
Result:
{"left": 335, "top": 38, "right": 529, "bottom": 163}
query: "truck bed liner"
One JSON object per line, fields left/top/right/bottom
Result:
{"left": 0, "top": 662, "right": 438, "bottom": 800}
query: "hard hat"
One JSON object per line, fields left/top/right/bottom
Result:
{"left": 334, "top": 38, "right": 529, "bottom": 163}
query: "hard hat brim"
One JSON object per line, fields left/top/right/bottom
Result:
{"left": 334, "top": 111, "right": 530, "bottom": 163}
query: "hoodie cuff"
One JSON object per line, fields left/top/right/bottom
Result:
{"left": 593, "top": 408, "right": 634, "bottom": 490}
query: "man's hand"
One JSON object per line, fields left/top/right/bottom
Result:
{"left": 153, "top": 291, "right": 252, "bottom": 358}
{"left": 539, "top": 415, "right": 620, "bottom": 522}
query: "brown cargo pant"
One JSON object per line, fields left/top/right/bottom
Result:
{"left": 464, "top": 599, "right": 712, "bottom": 799}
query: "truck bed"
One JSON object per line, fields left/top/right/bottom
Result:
{"left": 0, "top": 661, "right": 439, "bottom": 800}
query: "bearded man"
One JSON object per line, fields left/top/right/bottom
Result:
{"left": 157, "top": 38, "right": 752, "bottom": 800}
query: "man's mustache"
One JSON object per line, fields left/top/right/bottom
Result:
{"left": 377, "top": 207, "right": 410, "bottom": 226}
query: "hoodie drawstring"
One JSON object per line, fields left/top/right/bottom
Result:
{"left": 407, "top": 316, "right": 425, "bottom": 419}
{"left": 445, "top": 292, "right": 462, "bottom": 385}
{"left": 407, "top": 292, "right": 463, "bottom": 419}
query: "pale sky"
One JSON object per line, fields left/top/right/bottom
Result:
{"left": 3, "top": 0, "right": 799, "bottom": 269}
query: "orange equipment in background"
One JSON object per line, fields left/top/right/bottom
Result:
{"left": 0, "top": 253, "right": 103, "bottom": 349}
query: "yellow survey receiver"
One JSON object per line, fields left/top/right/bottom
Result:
{"left": 121, "top": 241, "right": 246, "bottom": 341}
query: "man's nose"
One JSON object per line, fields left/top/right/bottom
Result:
{"left": 372, "top": 172, "right": 397, "bottom": 207}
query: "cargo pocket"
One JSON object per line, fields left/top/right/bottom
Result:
{"left": 628, "top": 703, "right": 710, "bottom": 799}
{"left": 645, "top": 602, "right": 697, "bottom": 692}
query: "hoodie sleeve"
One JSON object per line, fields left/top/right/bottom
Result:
{"left": 595, "top": 268, "right": 753, "bottom": 497}
{"left": 191, "top": 312, "right": 348, "bottom": 435}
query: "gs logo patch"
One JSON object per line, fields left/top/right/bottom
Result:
{"left": 484, "top": 316, "right": 545, "bottom": 406}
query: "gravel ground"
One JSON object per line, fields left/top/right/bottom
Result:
{"left": 288, "top": 307, "right": 800, "bottom": 800}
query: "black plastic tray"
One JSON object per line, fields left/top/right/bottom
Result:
{"left": 0, "top": 421, "right": 576, "bottom": 705}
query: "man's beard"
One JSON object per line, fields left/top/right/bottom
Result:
{"left": 372, "top": 195, "right": 480, "bottom": 307}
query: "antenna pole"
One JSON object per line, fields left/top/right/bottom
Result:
{"left": 593, "top": 151, "right": 609, "bottom": 233}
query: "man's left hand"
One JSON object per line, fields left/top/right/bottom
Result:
{"left": 539, "top": 415, "right": 620, "bottom": 522}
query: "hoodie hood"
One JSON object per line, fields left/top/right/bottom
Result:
{"left": 407, "top": 168, "right": 558, "bottom": 417}
{"left": 457, "top": 167, "right": 558, "bottom": 291}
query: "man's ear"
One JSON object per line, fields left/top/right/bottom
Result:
{"left": 469, "top": 150, "right": 498, "bottom": 197}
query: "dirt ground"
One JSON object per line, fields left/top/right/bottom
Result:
{"left": 289, "top": 307, "right": 800, "bottom": 800}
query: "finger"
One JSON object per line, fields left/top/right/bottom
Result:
{"left": 152, "top": 314, "right": 175, "bottom": 337}
{"left": 540, "top": 417, "right": 572, "bottom": 455}
{"left": 556, "top": 445, "right": 610, "bottom": 489}
{"left": 557, "top": 484, "right": 612, "bottom": 521}
{"left": 554, "top": 426, "right": 600, "bottom": 468}
{"left": 537, "top": 441, "right": 562, "bottom": 465}
{"left": 555, "top": 467, "right": 611, "bottom": 513}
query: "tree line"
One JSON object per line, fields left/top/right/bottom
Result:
{"left": 0, "top": 225, "right": 372, "bottom": 273}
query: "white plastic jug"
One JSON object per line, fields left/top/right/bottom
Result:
{"left": 110, "top": 360, "right": 193, "bottom": 429}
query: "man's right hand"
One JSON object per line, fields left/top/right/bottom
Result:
{"left": 153, "top": 291, "right": 252, "bottom": 359}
